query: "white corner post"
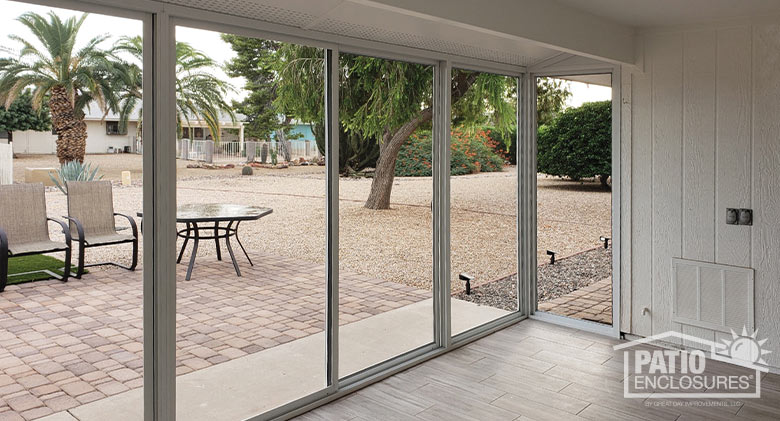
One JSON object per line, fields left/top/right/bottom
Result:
{"left": 518, "top": 73, "right": 536, "bottom": 317}
{"left": 239, "top": 123, "right": 245, "bottom": 154}
{"left": 611, "top": 65, "right": 622, "bottom": 338}
{"left": 143, "top": 11, "right": 177, "bottom": 421}
{"left": 433, "top": 60, "right": 452, "bottom": 348}
{"left": 325, "top": 47, "right": 340, "bottom": 388}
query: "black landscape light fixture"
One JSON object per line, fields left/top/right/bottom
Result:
{"left": 546, "top": 250, "right": 556, "bottom": 265}
{"left": 459, "top": 273, "right": 474, "bottom": 295}
{"left": 600, "top": 236, "right": 610, "bottom": 249}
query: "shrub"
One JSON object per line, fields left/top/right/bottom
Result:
{"left": 485, "top": 126, "right": 517, "bottom": 165}
{"left": 241, "top": 166, "right": 253, "bottom": 175}
{"left": 452, "top": 128, "right": 505, "bottom": 173}
{"left": 537, "top": 101, "right": 611, "bottom": 184}
{"left": 395, "top": 127, "right": 505, "bottom": 177}
{"left": 50, "top": 161, "right": 103, "bottom": 195}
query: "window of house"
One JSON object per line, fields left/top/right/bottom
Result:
{"left": 106, "top": 121, "right": 127, "bottom": 135}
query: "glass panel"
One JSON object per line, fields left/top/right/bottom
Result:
{"left": 174, "top": 26, "right": 327, "bottom": 418}
{"left": 337, "top": 53, "right": 435, "bottom": 377}
{"left": 450, "top": 69, "right": 519, "bottom": 336}
{"left": 535, "top": 75, "right": 613, "bottom": 325}
{"left": 0, "top": 2, "right": 145, "bottom": 418}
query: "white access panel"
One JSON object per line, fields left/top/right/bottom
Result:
{"left": 672, "top": 258, "right": 754, "bottom": 333}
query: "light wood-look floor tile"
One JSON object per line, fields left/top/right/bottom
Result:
{"left": 294, "top": 319, "right": 780, "bottom": 421}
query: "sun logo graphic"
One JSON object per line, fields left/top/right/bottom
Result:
{"left": 614, "top": 327, "right": 770, "bottom": 399}
{"left": 716, "top": 327, "right": 772, "bottom": 367}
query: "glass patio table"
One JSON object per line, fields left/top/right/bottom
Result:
{"left": 139, "top": 203, "right": 272, "bottom": 280}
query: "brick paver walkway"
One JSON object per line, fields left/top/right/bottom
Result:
{"left": 537, "top": 277, "right": 612, "bottom": 325}
{"left": 0, "top": 253, "right": 428, "bottom": 420}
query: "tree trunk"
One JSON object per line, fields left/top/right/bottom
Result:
{"left": 49, "top": 85, "right": 87, "bottom": 163}
{"left": 363, "top": 70, "right": 479, "bottom": 210}
{"left": 364, "top": 108, "right": 433, "bottom": 209}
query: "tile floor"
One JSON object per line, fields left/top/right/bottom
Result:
{"left": 294, "top": 319, "right": 780, "bottom": 421}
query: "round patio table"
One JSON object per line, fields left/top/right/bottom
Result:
{"left": 139, "top": 204, "right": 272, "bottom": 281}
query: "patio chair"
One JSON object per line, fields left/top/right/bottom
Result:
{"left": 65, "top": 181, "right": 138, "bottom": 278}
{"left": 0, "top": 183, "right": 72, "bottom": 292}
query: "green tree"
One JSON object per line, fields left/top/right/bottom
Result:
{"left": 0, "top": 90, "right": 51, "bottom": 146}
{"left": 274, "top": 45, "right": 516, "bottom": 209}
{"left": 537, "top": 77, "right": 571, "bottom": 126}
{"left": 537, "top": 100, "right": 611, "bottom": 187}
{"left": 221, "top": 35, "right": 283, "bottom": 140}
{"left": 114, "top": 36, "right": 236, "bottom": 142}
{"left": 0, "top": 12, "right": 129, "bottom": 163}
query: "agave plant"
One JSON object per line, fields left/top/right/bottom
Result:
{"left": 49, "top": 160, "right": 104, "bottom": 194}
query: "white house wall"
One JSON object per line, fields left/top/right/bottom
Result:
{"left": 623, "top": 21, "right": 780, "bottom": 368}
{"left": 12, "top": 121, "right": 138, "bottom": 155}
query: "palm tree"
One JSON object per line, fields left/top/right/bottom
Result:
{"left": 0, "top": 12, "right": 127, "bottom": 163}
{"left": 114, "top": 36, "right": 235, "bottom": 143}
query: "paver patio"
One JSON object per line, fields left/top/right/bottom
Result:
{"left": 0, "top": 252, "right": 428, "bottom": 420}
{"left": 537, "top": 277, "right": 613, "bottom": 325}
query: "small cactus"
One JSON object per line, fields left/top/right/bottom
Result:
{"left": 241, "top": 166, "right": 253, "bottom": 176}
{"left": 260, "top": 143, "right": 268, "bottom": 164}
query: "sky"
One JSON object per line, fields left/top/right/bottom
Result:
{"left": 564, "top": 80, "right": 612, "bottom": 108}
{"left": 0, "top": 0, "right": 248, "bottom": 102}
{"left": 1, "top": 0, "right": 610, "bottom": 109}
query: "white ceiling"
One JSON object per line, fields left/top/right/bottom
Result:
{"left": 162, "top": 0, "right": 564, "bottom": 67}
{"left": 158, "top": 0, "right": 777, "bottom": 68}
{"left": 554, "top": 0, "right": 780, "bottom": 28}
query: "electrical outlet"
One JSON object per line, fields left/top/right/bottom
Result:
{"left": 726, "top": 208, "right": 738, "bottom": 225}
{"left": 739, "top": 208, "right": 753, "bottom": 226}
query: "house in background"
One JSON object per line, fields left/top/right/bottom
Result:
{"left": 1, "top": 104, "right": 244, "bottom": 155}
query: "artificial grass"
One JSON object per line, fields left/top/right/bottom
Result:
{"left": 6, "top": 254, "right": 83, "bottom": 285}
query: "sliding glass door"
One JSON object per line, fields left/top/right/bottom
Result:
{"left": 449, "top": 68, "right": 520, "bottom": 337}
{"left": 337, "top": 52, "right": 436, "bottom": 377}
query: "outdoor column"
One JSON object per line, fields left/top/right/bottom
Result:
{"left": 239, "top": 124, "right": 245, "bottom": 156}
{"left": 205, "top": 140, "right": 214, "bottom": 163}
{"left": 246, "top": 141, "right": 256, "bottom": 163}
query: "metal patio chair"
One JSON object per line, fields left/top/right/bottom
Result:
{"left": 65, "top": 181, "right": 138, "bottom": 278}
{"left": 0, "top": 183, "right": 72, "bottom": 292}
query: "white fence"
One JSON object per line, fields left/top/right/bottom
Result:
{"left": 175, "top": 139, "right": 320, "bottom": 164}
{"left": 0, "top": 143, "right": 12, "bottom": 185}
{"left": 246, "top": 140, "right": 320, "bottom": 163}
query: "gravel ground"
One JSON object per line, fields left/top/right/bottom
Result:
{"left": 12, "top": 153, "right": 325, "bottom": 183}
{"left": 537, "top": 246, "right": 612, "bottom": 302}
{"left": 454, "top": 246, "right": 612, "bottom": 311}
{"left": 453, "top": 273, "right": 518, "bottom": 312}
{"left": 21, "top": 155, "right": 611, "bottom": 293}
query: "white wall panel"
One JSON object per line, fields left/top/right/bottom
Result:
{"left": 682, "top": 30, "right": 716, "bottom": 262}
{"left": 751, "top": 22, "right": 780, "bottom": 368}
{"left": 628, "top": 58, "right": 653, "bottom": 337}
{"left": 649, "top": 32, "right": 683, "bottom": 338}
{"left": 715, "top": 27, "right": 752, "bottom": 268}
{"left": 625, "top": 22, "right": 780, "bottom": 368}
